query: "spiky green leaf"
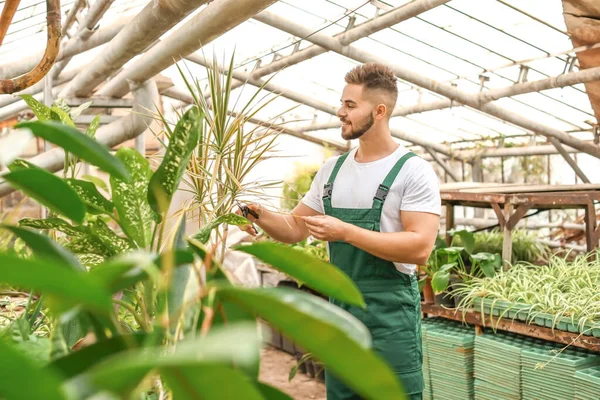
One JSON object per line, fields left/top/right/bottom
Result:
{"left": 65, "top": 179, "right": 113, "bottom": 215}
{"left": 148, "top": 106, "right": 203, "bottom": 215}
{"left": 14, "top": 121, "right": 129, "bottom": 181}
{"left": 110, "top": 148, "right": 155, "bottom": 248}
{"left": 19, "top": 94, "right": 51, "bottom": 121}
{"left": 3, "top": 168, "right": 86, "bottom": 223}
{"left": 193, "top": 213, "right": 250, "bottom": 244}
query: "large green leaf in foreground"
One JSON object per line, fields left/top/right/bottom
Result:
{"left": 0, "top": 341, "right": 66, "bottom": 400}
{"left": 2, "top": 168, "right": 85, "bottom": 224}
{"left": 110, "top": 148, "right": 155, "bottom": 248}
{"left": 0, "top": 254, "right": 113, "bottom": 313}
{"left": 16, "top": 121, "right": 129, "bottom": 181}
{"left": 218, "top": 287, "right": 407, "bottom": 400}
{"left": 78, "top": 323, "right": 263, "bottom": 398}
{"left": 235, "top": 241, "right": 365, "bottom": 307}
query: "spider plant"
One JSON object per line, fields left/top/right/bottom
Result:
{"left": 453, "top": 251, "right": 600, "bottom": 333}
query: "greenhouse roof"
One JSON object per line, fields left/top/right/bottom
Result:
{"left": 0, "top": 0, "right": 599, "bottom": 157}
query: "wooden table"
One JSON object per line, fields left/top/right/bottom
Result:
{"left": 422, "top": 303, "right": 600, "bottom": 353}
{"left": 440, "top": 183, "right": 600, "bottom": 261}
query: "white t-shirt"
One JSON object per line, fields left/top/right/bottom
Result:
{"left": 301, "top": 145, "right": 441, "bottom": 275}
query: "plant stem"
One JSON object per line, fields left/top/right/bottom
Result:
{"left": 151, "top": 222, "right": 160, "bottom": 252}
{"left": 113, "top": 299, "right": 149, "bottom": 331}
{"left": 135, "top": 288, "right": 151, "bottom": 327}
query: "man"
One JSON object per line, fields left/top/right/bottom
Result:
{"left": 240, "top": 62, "right": 440, "bottom": 399}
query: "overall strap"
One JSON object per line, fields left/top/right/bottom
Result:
{"left": 322, "top": 152, "right": 350, "bottom": 211}
{"left": 371, "top": 151, "right": 417, "bottom": 214}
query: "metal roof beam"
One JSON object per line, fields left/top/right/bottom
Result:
{"left": 184, "top": 54, "right": 459, "bottom": 159}
{"left": 247, "top": 0, "right": 450, "bottom": 79}
{"left": 52, "top": 0, "right": 117, "bottom": 77}
{"left": 391, "top": 65, "right": 600, "bottom": 117}
{"left": 254, "top": 10, "right": 600, "bottom": 159}
{"left": 60, "top": 0, "right": 211, "bottom": 98}
{"left": 0, "top": 17, "right": 127, "bottom": 79}
{"left": 96, "top": 0, "right": 279, "bottom": 99}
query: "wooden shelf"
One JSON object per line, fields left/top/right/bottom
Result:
{"left": 421, "top": 303, "right": 600, "bottom": 353}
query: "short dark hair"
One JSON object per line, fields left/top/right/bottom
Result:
{"left": 345, "top": 62, "right": 398, "bottom": 113}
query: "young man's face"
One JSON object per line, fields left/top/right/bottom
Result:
{"left": 337, "top": 84, "right": 376, "bottom": 141}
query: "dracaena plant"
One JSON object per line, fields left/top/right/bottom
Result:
{"left": 172, "top": 54, "right": 294, "bottom": 259}
{"left": 0, "top": 73, "right": 408, "bottom": 399}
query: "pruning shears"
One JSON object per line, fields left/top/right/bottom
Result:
{"left": 236, "top": 200, "right": 262, "bottom": 236}
{"left": 235, "top": 200, "right": 260, "bottom": 220}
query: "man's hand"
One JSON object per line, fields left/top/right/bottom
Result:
{"left": 301, "top": 215, "right": 350, "bottom": 242}
{"left": 234, "top": 203, "right": 262, "bottom": 236}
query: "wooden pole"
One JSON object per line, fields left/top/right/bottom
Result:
{"left": 502, "top": 203, "right": 514, "bottom": 265}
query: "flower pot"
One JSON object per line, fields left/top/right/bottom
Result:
{"left": 434, "top": 291, "right": 454, "bottom": 308}
{"left": 449, "top": 275, "right": 465, "bottom": 308}
{"left": 294, "top": 353, "right": 307, "bottom": 374}
{"left": 423, "top": 277, "right": 435, "bottom": 304}
{"left": 305, "top": 360, "right": 316, "bottom": 378}
{"left": 506, "top": 303, "right": 531, "bottom": 322}
{"left": 269, "top": 325, "right": 282, "bottom": 349}
{"left": 533, "top": 313, "right": 549, "bottom": 327}
{"left": 316, "top": 365, "right": 325, "bottom": 383}
{"left": 281, "top": 334, "right": 295, "bottom": 355}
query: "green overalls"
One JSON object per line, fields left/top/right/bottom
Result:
{"left": 323, "top": 151, "right": 423, "bottom": 400}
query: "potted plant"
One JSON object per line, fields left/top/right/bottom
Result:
{"left": 419, "top": 230, "right": 501, "bottom": 307}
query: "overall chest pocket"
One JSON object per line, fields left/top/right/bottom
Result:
{"left": 328, "top": 221, "right": 376, "bottom": 281}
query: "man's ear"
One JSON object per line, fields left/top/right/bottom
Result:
{"left": 375, "top": 103, "right": 388, "bottom": 120}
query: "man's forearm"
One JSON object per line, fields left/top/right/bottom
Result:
{"left": 254, "top": 209, "right": 304, "bottom": 244}
{"left": 344, "top": 225, "right": 432, "bottom": 265}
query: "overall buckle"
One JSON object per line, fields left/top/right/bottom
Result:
{"left": 374, "top": 184, "right": 389, "bottom": 202}
{"left": 323, "top": 183, "right": 333, "bottom": 199}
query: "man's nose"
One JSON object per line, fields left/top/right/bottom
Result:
{"left": 337, "top": 107, "right": 346, "bottom": 118}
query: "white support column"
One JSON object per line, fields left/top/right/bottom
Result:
{"left": 0, "top": 80, "right": 159, "bottom": 198}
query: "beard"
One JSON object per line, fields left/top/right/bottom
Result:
{"left": 341, "top": 113, "right": 374, "bottom": 140}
